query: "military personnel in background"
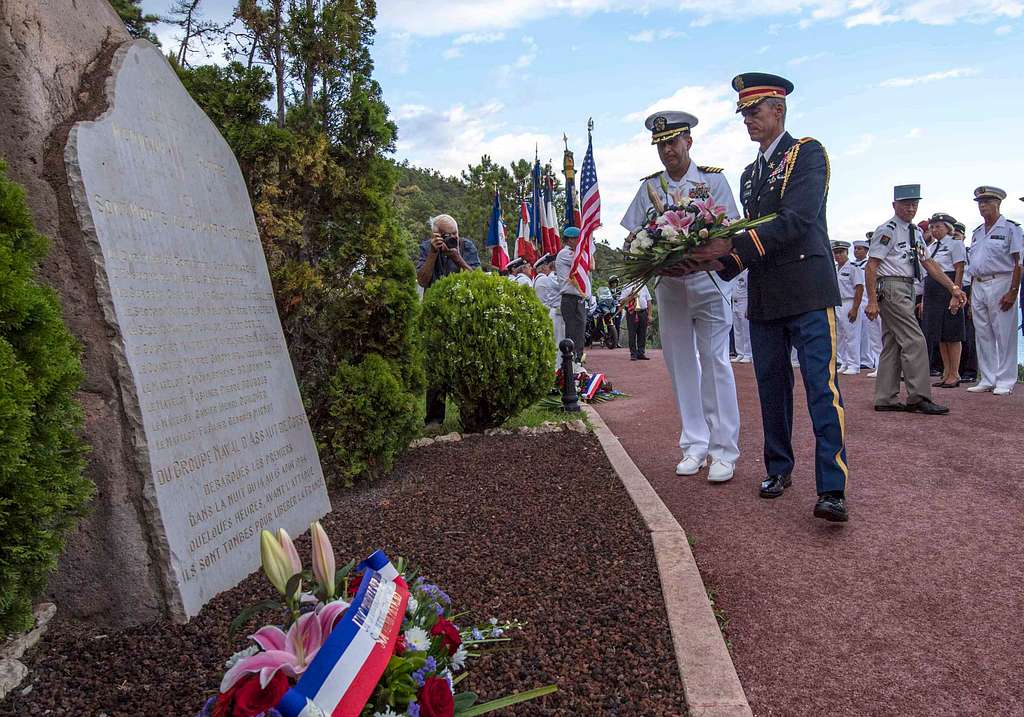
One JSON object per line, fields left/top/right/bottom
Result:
{"left": 532, "top": 253, "right": 563, "bottom": 369}
{"left": 507, "top": 257, "right": 532, "bottom": 287}
{"left": 965, "top": 186, "right": 1022, "bottom": 395}
{"left": 923, "top": 213, "right": 967, "bottom": 388}
{"left": 556, "top": 226, "right": 587, "bottom": 364}
{"left": 687, "top": 73, "right": 850, "bottom": 521}
{"left": 832, "top": 241, "right": 864, "bottom": 375}
{"left": 954, "top": 221, "right": 979, "bottom": 382}
{"left": 853, "top": 237, "right": 881, "bottom": 373}
{"left": 730, "top": 270, "right": 752, "bottom": 363}
{"left": 864, "top": 185, "right": 966, "bottom": 415}
{"left": 621, "top": 110, "right": 741, "bottom": 483}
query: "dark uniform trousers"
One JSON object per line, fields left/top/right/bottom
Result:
{"left": 749, "top": 308, "right": 848, "bottom": 494}
{"left": 626, "top": 309, "right": 649, "bottom": 357}
{"left": 717, "top": 132, "right": 849, "bottom": 496}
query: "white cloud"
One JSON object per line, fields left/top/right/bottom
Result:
{"left": 756, "top": 44, "right": 772, "bottom": 54}
{"left": 844, "top": 133, "right": 875, "bottom": 156}
{"left": 879, "top": 67, "right": 978, "bottom": 87}
{"left": 788, "top": 51, "right": 829, "bottom": 65}
{"left": 995, "top": 24, "right": 1013, "bottom": 34}
{"left": 378, "top": 32, "right": 415, "bottom": 74}
{"left": 627, "top": 29, "right": 686, "bottom": 42}
{"left": 453, "top": 31, "right": 506, "bottom": 45}
{"left": 906, "top": 127, "right": 922, "bottom": 139}
{"left": 443, "top": 47, "right": 463, "bottom": 60}
{"left": 377, "top": 0, "right": 1024, "bottom": 36}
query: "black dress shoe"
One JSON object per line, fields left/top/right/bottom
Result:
{"left": 638, "top": 355, "right": 650, "bottom": 360}
{"left": 905, "top": 398, "right": 949, "bottom": 415}
{"left": 873, "top": 403, "right": 906, "bottom": 412}
{"left": 630, "top": 356, "right": 637, "bottom": 361}
{"left": 814, "top": 494, "right": 849, "bottom": 522}
{"left": 759, "top": 474, "right": 792, "bottom": 499}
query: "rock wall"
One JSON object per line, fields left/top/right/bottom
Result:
{"left": 0, "top": 0, "right": 169, "bottom": 624}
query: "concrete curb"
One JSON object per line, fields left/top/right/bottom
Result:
{"left": 584, "top": 405, "right": 752, "bottom": 717}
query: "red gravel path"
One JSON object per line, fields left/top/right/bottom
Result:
{"left": 587, "top": 346, "right": 1024, "bottom": 717}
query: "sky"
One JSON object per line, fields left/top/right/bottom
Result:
{"left": 143, "top": 0, "right": 1024, "bottom": 248}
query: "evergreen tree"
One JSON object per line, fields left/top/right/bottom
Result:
{"left": 110, "top": 0, "right": 161, "bottom": 44}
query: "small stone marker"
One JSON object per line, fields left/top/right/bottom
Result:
{"left": 64, "top": 41, "right": 331, "bottom": 619}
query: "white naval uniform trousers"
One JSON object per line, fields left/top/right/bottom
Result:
{"left": 657, "top": 272, "right": 740, "bottom": 463}
{"left": 971, "top": 273, "right": 1018, "bottom": 390}
{"left": 835, "top": 261, "right": 863, "bottom": 370}
{"left": 853, "top": 259, "right": 880, "bottom": 368}
{"left": 731, "top": 274, "right": 751, "bottom": 360}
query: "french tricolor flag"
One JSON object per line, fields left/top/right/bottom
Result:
{"left": 582, "top": 373, "right": 605, "bottom": 400}
{"left": 277, "top": 552, "right": 408, "bottom": 717}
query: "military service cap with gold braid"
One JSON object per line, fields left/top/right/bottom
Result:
{"left": 732, "top": 72, "right": 794, "bottom": 112}
{"left": 644, "top": 111, "right": 698, "bottom": 145}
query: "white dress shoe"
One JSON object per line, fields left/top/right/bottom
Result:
{"left": 866, "top": 370, "right": 878, "bottom": 377}
{"left": 842, "top": 367, "right": 859, "bottom": 375}
{"left": 993, "top": 387, "right": 1013, "bottom": 396}
{"left": 967, "top": 384, "right": 994, "bottom": 393}
{"left": 739, "top": 356, "right": 752, "bottom": 363}
{"left": 707, "top": 458, "right": 735, "bottom": 483}
{"left": 730, "top": 355, "right": 740, "bottom": 363}
{"left": 675, "top": 455, "right": 707, "bottom": 476}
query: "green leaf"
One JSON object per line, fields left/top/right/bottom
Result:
{"left": 456, "top": 685, "right": 559, "bottom": 716}
{"left": 335, "top": 559, "right": 357, "bottom": 584}
{"left": 229, "top": 599, "right": 284, "bottom": 636}
{"left": 453, "top": 692, "right": 478, "bottom": 709}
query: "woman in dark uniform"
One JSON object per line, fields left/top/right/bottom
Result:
{"left": 924, "top": 213, "right": 967, "bottom": 387}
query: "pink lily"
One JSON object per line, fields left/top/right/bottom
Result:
{"left": 663, "top": 210, "right": 695, "bottom": 235}
{"left": 316, "top": 597, "right": 350, "bottom": 635}
{"left": 310, "top": 521, "right": 336, "bottom": 599}
{"left": 220, "top": 611, "right": 325, "bottom": 691}
{"left": 277, "top": 528, "right": 302, "bottom": 577}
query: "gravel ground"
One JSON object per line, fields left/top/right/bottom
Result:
{"left": 3, "top": 431, "right": 685, "bottom": 716}
{"left": 588, "top": 346, "right": 1024, "bottom": 717}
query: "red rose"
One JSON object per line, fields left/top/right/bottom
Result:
{"left": 394, "top": 633, "right": 408, "bottom": 656}
{"left": 214, "top": 672, "right": 290, "bottom": 717}
{"left": 417, "top": 676, "right": 454, "bottom": 717}
{"left": 429, "top": 618, "right": 461, "bottom": 655}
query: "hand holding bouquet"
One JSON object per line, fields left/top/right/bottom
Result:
{"left": 616, "top": 183, "right": 774, "bottom": 289}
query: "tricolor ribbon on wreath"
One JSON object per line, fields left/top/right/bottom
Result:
{"left": 276, "top": 551, "right": 409, "bottom": 717}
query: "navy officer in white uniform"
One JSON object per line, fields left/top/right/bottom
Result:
{"left": 620, "top": 111, "right": 741, "bottom": 483}
{"left": 832, "top": 240, "right": 864, "bottom": 375}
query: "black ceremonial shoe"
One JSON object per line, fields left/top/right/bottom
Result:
{"left": 873, "top": 403, "right": 906, "bottom": 412}
{"left": 905, "top": 398, "right": 949, "bottom": 415}
{"left": 814, "top": 494, "right": 849, "bottom": 522}
{"left": 759, "top": 474, "right": 792, "bottom": 499}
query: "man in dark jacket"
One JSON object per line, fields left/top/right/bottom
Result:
{"left": 686, "top": 73, "right": 849, "bottom": 523}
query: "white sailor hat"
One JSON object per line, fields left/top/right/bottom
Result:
{"left": 644, "top": 111, "right": 698, "bottom": 145}
{"left": 533, "top": 253, "right": 555, "bottom": 269}
{"left": 852, "top": 239, "right": 869, "bottom": 248}
{"left": 506, "top": 257, "right": 526, "bottom": 270}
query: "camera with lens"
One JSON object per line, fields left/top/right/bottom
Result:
{"left": 441, "top": 233, "right": 458, "bottom": 250}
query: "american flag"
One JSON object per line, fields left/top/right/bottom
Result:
{"left": 571, "top": 134, "right": 600, "bottom": 294}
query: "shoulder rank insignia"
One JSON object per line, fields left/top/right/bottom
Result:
{"left": 640, "top": 170, "right": 662, "bottom": 181}
{"left": 1008, "top": 219, "right": 1020, "bottom": 226}
{"left": 973, "top": 223, "right": 984, "bottom": 232}
{"left": 698, "top": 166, "right": 724, "bottom": 173}
{"left": 886, "top": 221, "right": 897, "bottom": 229}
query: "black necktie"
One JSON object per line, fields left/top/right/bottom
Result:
{"left": 909, "top": 225, "right": 921, "bottom": 280}
{"left": 756, "top": 155, "right": 768, "bottom": 183}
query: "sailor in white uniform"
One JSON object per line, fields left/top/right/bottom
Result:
{"left": 832, "top": 241, "right": 864, "bottom": 375}
{"left": 730, "top": 270, "right": 752, "bottom": 363}
{"left": 965, "top": 186, "right": 1023, "bottom": 395}
{"left": 507, "top": 257, "right": 533, "bottom": 287}
{"left": 532, "top": 253, "right": 563, "bottom": 369}
{"left": 853, "top": 237, "right": 881, "bottom": 372}
{"left": 620, "top": 110, "right": 741, "bottom": 483}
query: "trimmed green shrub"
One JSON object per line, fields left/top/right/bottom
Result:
{"left": 0, "top": 163, "right": 91, "bottom": 633}
{"left": 323, "top": 353, "right": 422, "bottom": 485}
{"left": 421, "top": 272, "right": 553, "bottom": 432}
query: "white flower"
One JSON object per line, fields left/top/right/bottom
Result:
{"left": 224, "top": 644, "right": 259, "bottom": 669}
{"left": 373, "top": 710, "right": 400, "bottom": 717}
{"left": 677, "top": 195, "right": 693, "bottom": 207}
{"left": 698, "top": 228, "right": 709, "bottom": 239}
{"left": 451, "top": 645, "right": 468, "bottom": 671}
{"left": 443, "top": 669, "right": 455, "bottom": 694}
{"left": 661, "top": 224, "right": 678, "bottom": 240}
{"left": 406, "top": 595, "right": 419, "bottom": 615}
{"left": 654, "top": 215, "right": 668, "bottom": 226}
{"left": 629, "top": 241, "right": 644, "bottom": 255}
{"left": 404, "top": 626, "right": 431, "bottom": 652}
{"left": 637, "top": 235, "right": 654, "bottom": 250}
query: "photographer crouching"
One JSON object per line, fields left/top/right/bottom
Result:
{"left": 416, "top": 214, "right": 481, "bottom": 431}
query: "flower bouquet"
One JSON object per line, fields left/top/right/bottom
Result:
{"left": 616, "top": 184, "right": 775, "bottom": 289}
{"left": 197, "top": 523, "right": 556, "bottom": 717}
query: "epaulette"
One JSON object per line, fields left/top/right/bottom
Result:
{"left": 973, "top": 223, "right": 984, "bottom": 232}
{"left": 1008, "top": 219, "right": 1020, "bottom": 227}
{"left": 640, "top": 170, "right": 662, "bottom": 181}
{"left": 699, "top": 166, "right": 724, "bottom": 174}
{"left": 797, "top": 136, "right": 821, "bottom": 146}
{"left": 885, "top": 221, "right": 897, "bottom": 229}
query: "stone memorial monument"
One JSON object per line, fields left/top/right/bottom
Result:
{"left": 0, "top": 1, "right": 330, "bottom": 624}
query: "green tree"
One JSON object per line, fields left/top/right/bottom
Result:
{"left": 0, "top": 163, "right": 92, "bottom": 632}
{"left": 110, "top": 0, "right": 161, "bottom": 44}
